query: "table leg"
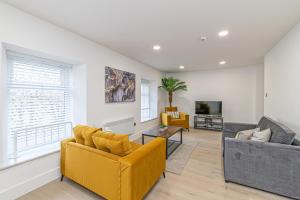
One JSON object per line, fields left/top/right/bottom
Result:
{"left": 180, "top": 128, "right": 183, "bottom": 144}
{"left": 142, "top": 134, "right": 144, "bottom": 144}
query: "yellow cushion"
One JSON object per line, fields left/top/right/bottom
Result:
{"left": 92, "top": 132, "right": 132, "bottom": 156}
{"left": 93, "top": 131, "right": 115, "bottom": 139}
{"left": 105, "top": 137, "right": 132, "bottom": 156}
{"left": 93, "top": 131, "right": 128, "bottom": 141}
{"left": 73, "top": 125, "right": 100, "bottom": 147}
{"left": 92, "top": 131, "right": 115, "bottom": 151}
{"left": 92, "top": 134, "right": 110, "bottom": 152}
{"left": 73, "top": 125, "right": 85, "bottom": 144}
{"left": 113, "top": 134, "right": 132, "bottom": 155}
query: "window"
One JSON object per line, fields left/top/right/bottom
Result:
{"left": 141, "top": 79, "right": 157, "bottom": 122}
{"left": 6, "top": 51, "right": 73, "bottom": 158}
{"left": 141, "top": 80, "right": 150, "bottom": 121}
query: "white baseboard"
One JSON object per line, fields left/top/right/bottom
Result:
{"left": 0, "top": 167, "right": 60, "bottom": 200}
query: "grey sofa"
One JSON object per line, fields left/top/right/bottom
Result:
{"left": 222, "top": 116, "right": 300, "bottom": 199}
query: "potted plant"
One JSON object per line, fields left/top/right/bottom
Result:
{"left": 159, "top": 124, "right": 168, "bottom": 131}
{"left": 159, "top": 77, "right": 187, "bottom": 107}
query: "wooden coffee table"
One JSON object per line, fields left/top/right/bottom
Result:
{"left": 142, "top": 126, "right": 183, "bottom": 159}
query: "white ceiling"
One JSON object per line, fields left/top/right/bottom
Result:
{"left": 3, "top": 0, "right": 300, "bottom": 72}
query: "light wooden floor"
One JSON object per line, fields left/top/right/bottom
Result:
{"left": 18, "top": 129, "right": 290, "bottom": 200}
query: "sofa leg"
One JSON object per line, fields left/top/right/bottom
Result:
{"left": 60, "top": 175, "right": 64, "bottom": 182}
{"left": 163, "top": 172, "right": 166, "bottom": 178}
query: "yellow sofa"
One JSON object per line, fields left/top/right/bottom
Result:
{"left": 161, "top": 107, "right": 189, "bottom": 131}
{"left": 61, "top": 137, "right": 166, "bottom": 200}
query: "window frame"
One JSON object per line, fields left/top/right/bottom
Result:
{"left": 5, "top": 51, "right": 73, "bottom": 160}
{"left": 140, "top": 79, "right": 158, "bottom": 122}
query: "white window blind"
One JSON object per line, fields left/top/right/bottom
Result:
{"left": 6, "top": 51, "right": 73, "bottom": 158}
{"left": 141, "top": 79, "right": 157, "bottom": 122}
{"left": 141, "top": 80, "right": 150, "bottom": 122}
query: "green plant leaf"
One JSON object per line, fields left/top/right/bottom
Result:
{"left": 158, "top": 77, "right": 187, "bottom": 92}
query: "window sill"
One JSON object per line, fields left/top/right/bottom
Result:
{"left": 141, "top": 117, "right": 158, "bottom": 123}
{"left": 0, "top": 143, "right": 60, "bottom": 171}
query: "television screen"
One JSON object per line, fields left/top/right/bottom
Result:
{"left": 195, "top": 101, "right": 222, "bottom": 115}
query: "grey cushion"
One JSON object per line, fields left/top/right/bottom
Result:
{"left": 223, "top": 122, "right": 257, "bottom": 133}
{"left": 258, "top": 116, "right": 296, "bottom": 145}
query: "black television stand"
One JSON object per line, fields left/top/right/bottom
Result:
{"left": 194, "top": 115, "right": 223, "bottom": 131}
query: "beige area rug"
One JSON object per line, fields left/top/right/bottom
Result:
{"left": 135, "top": 134, "right": 198, "bottom": 175}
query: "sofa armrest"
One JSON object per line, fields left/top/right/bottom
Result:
{"left": 119, "top": 138, "right": 166, "bottom": 200}
{"left": 223, "top": 122, "right": 257, "bottom": 133}
{"left": 179, "top": 112, "right": 189, "bottom": 129}
{"left": 179, "top": 112, "right": 188, "bottom": 119}
{"left": 60, "top": 137, "right": 76, "bottom": 175}
{"left": 224, "top": 138, "right": 300, "bottom": 198}
{"left": 161, "top": 112, "right": 171, "bottom": 126}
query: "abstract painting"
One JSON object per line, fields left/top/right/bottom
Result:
{"left": 105, "top": 66, "right": 136, "bottom": 103}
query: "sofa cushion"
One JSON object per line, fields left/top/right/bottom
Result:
{"left": 250, "top": 128, "right": 271, "bottom": 142}
{"left": 93, "top": 136, "right": 132, "bottom": 156}
{"left": 258, "top": 116, "right": 296, "bottom": 144}
{"left": 92, "top": 132, "right": 132, "bottom": 156}
{"left": 81, "top": 128, "right": 101, "bottom": 147}
{"left": 106, "top": 138, "right": 133, "bottom": 156}
{"left": 73, "top": 125, "right": 100, "bottom": 147}
{"left": 167, "top": 111, "right": 180, "bottom": 119}
{"left": 92, "top": 135, "right": 111, "bottom": 152}
{"left": 92, "top": 131, "right": 121, "bottom": 152}
{"left": 93, "top": 131, "right": 128, "bottom": 141}
{"left": 73, "top": 125, "right": 85, "bottom": 144}
{"left": 235, "top": 128, "right": 260, "bottom": 141}
{"left": 93, "top": 131, "right": 115, "bottom": 139}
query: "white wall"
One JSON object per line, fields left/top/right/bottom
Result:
{"left": 265, "top": 21, "right": 300, "bottom": 138}
{"left": 0, "top": 2, "right": 163, "bottom": 199}
{"left": 167, "top": 64, "right": 264, "bottom": 125}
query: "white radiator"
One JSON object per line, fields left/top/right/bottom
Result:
{"left": 102, "top": 116, "right": 135, "bottom": 135}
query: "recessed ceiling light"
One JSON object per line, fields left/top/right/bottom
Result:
{"left": 219, "top": 60, "right": 226, "bottom": 65}
{"left": 153, "top": 45, "right": 161, "bottom": 50}
{"left": 179, "top": 65, "right": 185, "bottom": 69}
{"left": 218, "top": 30, "right": 229, "bottom": 37}
{"left": 200, "top": 36, "right": 207, "bottom": 42}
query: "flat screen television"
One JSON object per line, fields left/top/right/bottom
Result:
{"left": 195, "top": 101, "right": 222, "bottom": 115}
